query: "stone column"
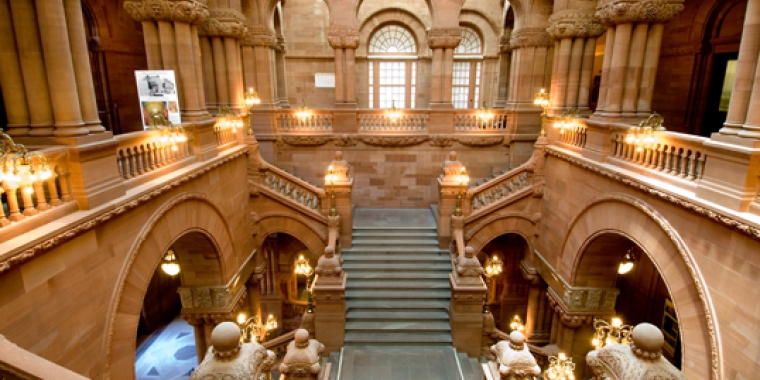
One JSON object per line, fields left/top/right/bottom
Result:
{"left": 274, "top": 36, "right": 290, "bottom": 108}
{"left": 124, "top": 0, "right": 211, "bottom": 122}
{"left": 328, "top": 26, "right": 360, "bottom": 108}
{"left": 733, "top": 0, "right": 760, "bottom": 138}
{"left": 428, "top": 27, "right": 462, "bottom": 109}
{"left": 198, "top": 9, "right": 247, "bottom": 113}
{"left": 592, "top": 0, "right": 685, "bottom": 123}
{"left": 493, "top": 32, "right": 513, "bottom": 108}
{"left": 547, "top": 11, "right": 605, "bottom": 114}
{"left": 0, "top": 0, "right": 30, "bottom": 136}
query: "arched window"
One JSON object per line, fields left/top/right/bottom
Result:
{"left": 453, "top": 26, "right": 483, "bottom": 109}
{"left": 368, "top": 25, "right": 417, "bottom": 108}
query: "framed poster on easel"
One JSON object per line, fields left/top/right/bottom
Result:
{"left": 134, "top": 70, "right": 182, "bottom": 130}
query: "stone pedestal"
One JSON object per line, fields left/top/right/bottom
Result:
{"left": 312, "top": 273, "right": 346, "bottom": 353}
{"left": 450, "top": 274, "right": 487, "bottom": 357}
{"left": 696, "top": 135, "right": 760, "bottom": 211}
{"left": 65, "top": 136, "right": 126, "bottom": 209}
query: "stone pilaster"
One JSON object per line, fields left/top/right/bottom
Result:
{"left": 428, "top": 27, "right": 463, "bottom": 111}
{"left": 493, "top": 32, "right": 513, "bottom": 109}
{"left": 328, "top": 26, "right": 360, "bottom": 108}
{"left": 198, "top": 9, "right": 247, "bottom": 114}
{"left": 592, "top": 0, "right": 684, "bottom": 123}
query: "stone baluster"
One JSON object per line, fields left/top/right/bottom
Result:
{"left": 4, "top": 185, "right": 23, "bottom": 222}
{"left": 46, "top": 174, "right": 61, "bottom": 206}
{"left": 0, "top": 188, "right": 9, "bottom": 226}
{"left": 33, "top": 180, "right": 50, "bottom": 211}
{"left": 592, "top": 0, "right": 684, "bottom": 123}
{"left": 57, "top": 168, "right": 73, "bottom": 202}
{"left": 20, "top": 186, "right": 37, "bottom": 216}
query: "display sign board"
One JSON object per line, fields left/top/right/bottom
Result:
{"left": 315, "top": 73, "right": 335, "bottom": 88}
{"left": 134, "top": 70, "right": 182, "bottom": 130}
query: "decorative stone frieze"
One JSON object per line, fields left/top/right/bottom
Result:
{"left": 190, "top": 322, "right": 277, "bottom": 380}
{"left": 491, "top": 331, "right": 542, "bottom": 378}
{"left": 279, "top": 135, "right": 332, "bottom": 146}
{"left": 595, "top": 0, "right": 685, "bottom": 26}
{"left": 123, "top": 0, "right": 209, "bottom": 24}
{"left": 278, "top": 329, "right": 325, "bottom": 380}
{"left": 586, "top": 323, "right": 686, "bottom": 380}
{"left": 509, "top": 28, "right": 554, "bottom": 49}
{"left": 547, "top": 11, "right": 606, "bottom": 39}
{"left": 428, "top": 27, "right": 464, "bottom": 49}
{"left": 198, "top": 9, "right": 247, "bottom": 38}
{"left": 429, "top": 135, "right": 455, "bottom": 147}
{"left": 242, "top": 26, "right": 277, "bottom": 47}
{"left": 180, "top": 287, "right": 248, "bottom": 325}
{"left": 456, "top": 136, "right": 504, "bottom": 147}
{"left": 360, "top": 135, "right": 429, "bottom": 147}
{"left": 333, "top": 134, "right": 358, "bottom": 147}
{"left": 327, "top": 26, "right": 360, "bottom": 49}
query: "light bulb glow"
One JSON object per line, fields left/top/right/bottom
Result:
{"left": 237, "top": 313, "right": 247, "bottom": 325}
{"left": 618, "top": 261, "right": 634, "bottom": 274}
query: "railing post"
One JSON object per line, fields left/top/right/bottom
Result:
{"left": 581, "top": 119, "right": 614, "bottom": 162}
{"left": 65, "top": 138, "right": 126, "bottom": 209}
{"left": 325, "top": 151, "right": 353, "bottom": 249}
{"left": 438, "top": 151, "right": 466, "bottom": 249}
{"left": 190, "top": 119, "right": 222, "bottom": 161}
{"left": 312, "top": 273, "right": 346, "bottom": 354}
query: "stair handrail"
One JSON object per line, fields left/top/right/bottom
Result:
{"left": 465, "top": 165, "right": 536, "bottom": 215}
{"left": 263, "top": 329, "right": 297, "bottom": 360}
{"left": 260, "top": 163, "right": 327, "bottom": 199}
{"left": 256, "top": 162, "right": 327, "bottom": 215}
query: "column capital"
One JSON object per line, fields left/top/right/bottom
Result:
{"left": 499, "top": 33, "right": 512, "bottom": 52}
{"left": 509, "top": 27, "right": 554, "bottom": 49}
{"left": 595, "top": 0, "right": 684, "bottom": 26}
{"left": 546, "top": 286, "right": 619, "bottom": 328}
{"left": 198, "top": 9, "right": 247, "bottom": 38}
{"left": 123, "top": 0, "right": 208, "bottom": 24}
{"left": 241, "top": 26, "right": 276, "bottom": 47}
{"left": 548, "top": 10, "right": 606, "bottom": 39}
{"left": 428, "top": 27, "right": 463, "bottom": 49}
{"left": 327, "top": 26, "right": 360, "bottom": 49}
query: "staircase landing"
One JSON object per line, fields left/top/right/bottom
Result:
{"left": 330, "top": 346, "right": 483, "bottom": 380}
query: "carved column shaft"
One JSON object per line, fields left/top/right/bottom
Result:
{"left": 0, "top": 0, "right": 30, "bottom": 136}
{"left": 242, "top": 26, "right": 277, "bottom": 108}
{"left": 328, "top": 26, "right": 359, "bottom": 107}
{"left": 199, "top": 8, "right": 247, "bottom": 112}
{"left": 494, "top": 33, "right": 512, "bottom": 108}
{"left": 429, "top": 27, "right": 462, "bottom": 109}
{"left": 733, "top": 0, "right": 760, "bottom": 137}
{"left": 274, "top": 37, "right": 290, "bottom": 108}
{"left": 592, "top": 0, "right": 684, "bottom": 121}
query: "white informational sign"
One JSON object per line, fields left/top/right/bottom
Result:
{"left": 315, "top": 73, "right": 335, "bottom": 88}
{"left": 134, "top": 70, "right": 182, "bottom": 130}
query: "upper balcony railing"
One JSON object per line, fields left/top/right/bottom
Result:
{"left": 271, "top": 108, "right": 511, "bottom": 135}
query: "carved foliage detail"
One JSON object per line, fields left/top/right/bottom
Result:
{"left": 199, "top": 9, "right": 247, "bottom": 38}
{"left": 547, "top": 11, "right": 606, "bottom": 39}
{"left": 327, "top": 26, "right": 360, "bottom": 49}
{"left": 509, "top": 28, "right": 554, "bottom": 49}
{"left": 595, "top": 0, "right": 685, "bottom": 25}
{"left": 428, "top": 27, "right": 464, "bottom": 49}
{"left": 123, "top": 0, "right": 209, "bottom": 24}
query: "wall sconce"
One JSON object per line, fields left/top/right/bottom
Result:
{"left": 295, "top": 99, "right": 311, "bottom": 120}
{"left": 385, "top": 100, "right": 402, "bottom": 120}
{"left": 216, "top": 106, "right": 244, "bottom": 134}
{"left": 592, "top": 317, "right": 632, "bottom": 350}
{"left": 325, "top": 164, "right": 338, "bottom": 217}
{"left": 244, "top": 87, "right": 261, "bottom": 107}
{"left": 618, "top": 248, "right": 636, "bottom": 274}
{"left": 626, "top": 112, "right": 663, "bottom": 152}
{"left": 478, "top": 102, "right": 494, "bottom": 122}
{"left": 543, "top": 352, "right": 575, "bottom": 380}
{"left": 150, "top": 112, "right": 187, "bottom": 152}
{"left": 294, "top": 254, "right": 315, "bottom": 313}
{"left": 554, "top": 108, "right": 579, "bottom": 135}
{"left": 0, "top": 132, "right": 52, "bottom": 195}
{"left": 482, "top": 254, "right": 503, "bottom": 314}
{"left": 533, "top": 88, "right": 550, "bottom": 136}
{"left": 454, "top": 167, "right": 469, "bottom": 217}
{"left": 510, "top": 315, "right": 525, "bottom": 332}
{"left": 237, "top": 313, "right": 278, "bottom": 343}
{"left": 161, "top": 249, "right": 180, "bottom": 276}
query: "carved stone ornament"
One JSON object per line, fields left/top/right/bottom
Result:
{"left": 123, "top": 0, "right": 209, "bottom": 24}
{"left": 327, "top": 26, "right": 360, "bottom": 49}
{"left": 315, "top": 246, "right": 343, "bottom": 280}
{"left": 509, "top": 28, "right": 554, "bottom": 49}
{"left": 328, "top": 151, "right": 351, "bottom": 182}
{"left": 499, "top": 33, "right": 512, "bottom": 52}
{"left": 242, "top": 25, "right": 276, "bottom": 47}
{"left": 198, "top": 9, "right": 247, "bottom": 38}
{"left": 278, "top": 329, "right": 325, "bottom": 380}
{"left": 595, "top": 0, "right": 685, "bottom": 26}
{"left": 456, "top": 246, "right": 484, "bottom": 282}
{"left": 456, "top": 136, "right": 505, "bottom": 147}
{"left": 359, "top": 135, "right": 429, "bottom": 147}
{"left": 429, "top": 135, "right": 455, "bottom": 147}
{"left": 190, "top": 322, "right": 276, "bottom": 380}
{"left": 547, "top": 11, "right": 606, "bottom": 39}
{"left": 333, "top": 134, "right": 358, "bottom": 147}
{"left": 441, "top": 151, "right": 466, "bottom": 183}
{"left": 586, "top": 323, "right": 686, "bottom": 380}
{"left": 491, "top": 331, "right": 542, "bottom": 378}
{"left": 428, "top": 27, "right": 464, "bottom": 49}
{"left": 280, "top": 135, "right": 332, "bottom": 146}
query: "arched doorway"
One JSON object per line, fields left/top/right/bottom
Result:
{"left": 479, "top": 233, "right": 532, "bottom": 332}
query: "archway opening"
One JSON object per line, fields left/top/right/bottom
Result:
{"left": 134, "top": 231, "right": 223, "bottom": 379}
{"left": 577, "top": 232, "right": 682, "bottom": 368}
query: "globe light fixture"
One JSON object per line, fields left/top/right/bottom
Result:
{"left": 0, "top": 133, "right": 52, "bottom": 197}
{"left": 510, "top": 315, "right": 525, "bottom": 332}
{"left": 150, "top": 112, "right": 187, "bottom": 152}
{"left": 478, "top": 102, "right": 494, "bottom": 122}
{"left": 161, "top": 249, "right": 180, "bottom": 276}
{"left": 618, "top": 248, "right": 636, "bottom": 275}
{"left": 543, "top": 352, "right": 575, "bottom": 380}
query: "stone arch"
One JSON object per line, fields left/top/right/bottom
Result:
{"left": 255, "top": 214, "right": 327, "bottom": 258}
{"left": 558, "top": 193, "right": 720, "bottom": 380}
{"left": 81, "top": 0, "right": 111, "bottom": 38}
{"left": 101, "top": 193, "right": 236, "bottom": 379}
{"left": 459, "top": 10, "right": 500, "bottom": 56}
{"left": 358, "top": 8, "right": 430, "bottom": 56}
{"left": 465, "top": 213, "right": 537, "bottom": 255}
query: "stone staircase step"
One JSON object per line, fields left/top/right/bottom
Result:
{"left": 352, "top": 227, "right": 437, "bottom": 234}
{"left": 346, "top": 309, "right": 449, "bottom": 321}
{"left": 344, "top": 331, "right": 453, "bottom": 345}
{"left": 342, "top": 246, "right": 449, "bottom": 253}
{"left": 456, "top": 352, "right": 485, "bottom": 380}
{"left": 342, "top": 254, "right": 450, "bottom": 263}
{"left": 347, "top": 279, "right": 450, "bottom": 289}
{"left": 342, "top": 262, "right": 452, "bottom": 271}
{"left": 351, "top": 239, "right": 440, "bottom": 247}
{"left": 348, "top": 271, "right": 450, "bottom": 280}
{"left": 346, "top": 320, "right": 451, "bottom": 331}
{"left": 346, "top": 299, "right": 450, "bottom": 310}
{"left": 346, "top": 289, "right": 450, "bottom": 299}
{"left": 352, "top": 231, "right": 438, "bottom": 239}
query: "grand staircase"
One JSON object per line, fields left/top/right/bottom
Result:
{"left": 327, "top": 208, "right": 484, "bottom": 380}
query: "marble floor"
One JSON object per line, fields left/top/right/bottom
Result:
{"left": 353, "top": 208, "right": 436, "bottom": 228}
{"left": 336, "top": 346, "right": 463, "bottom": 380}
{"left": 135, "top": 317, "right": 197, "bottom": 380}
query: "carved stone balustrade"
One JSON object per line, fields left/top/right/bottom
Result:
{"left": 587, "top": 323, "right": 686, "bottom": 380}
{"left": 278, "top": 329, "right": 325, "bottom": 380}
{"left": 190, "top": 322, "right": 276, "bottom": 380}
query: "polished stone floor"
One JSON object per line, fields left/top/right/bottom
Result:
{"left": 353, "top": 208, "right": 436, "bottom": 228}
{"left": 336, "top": 346, "right": 463, "bottom": 380}
{"left": 135, "top": 317, "right": 197, "bottom": 380}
